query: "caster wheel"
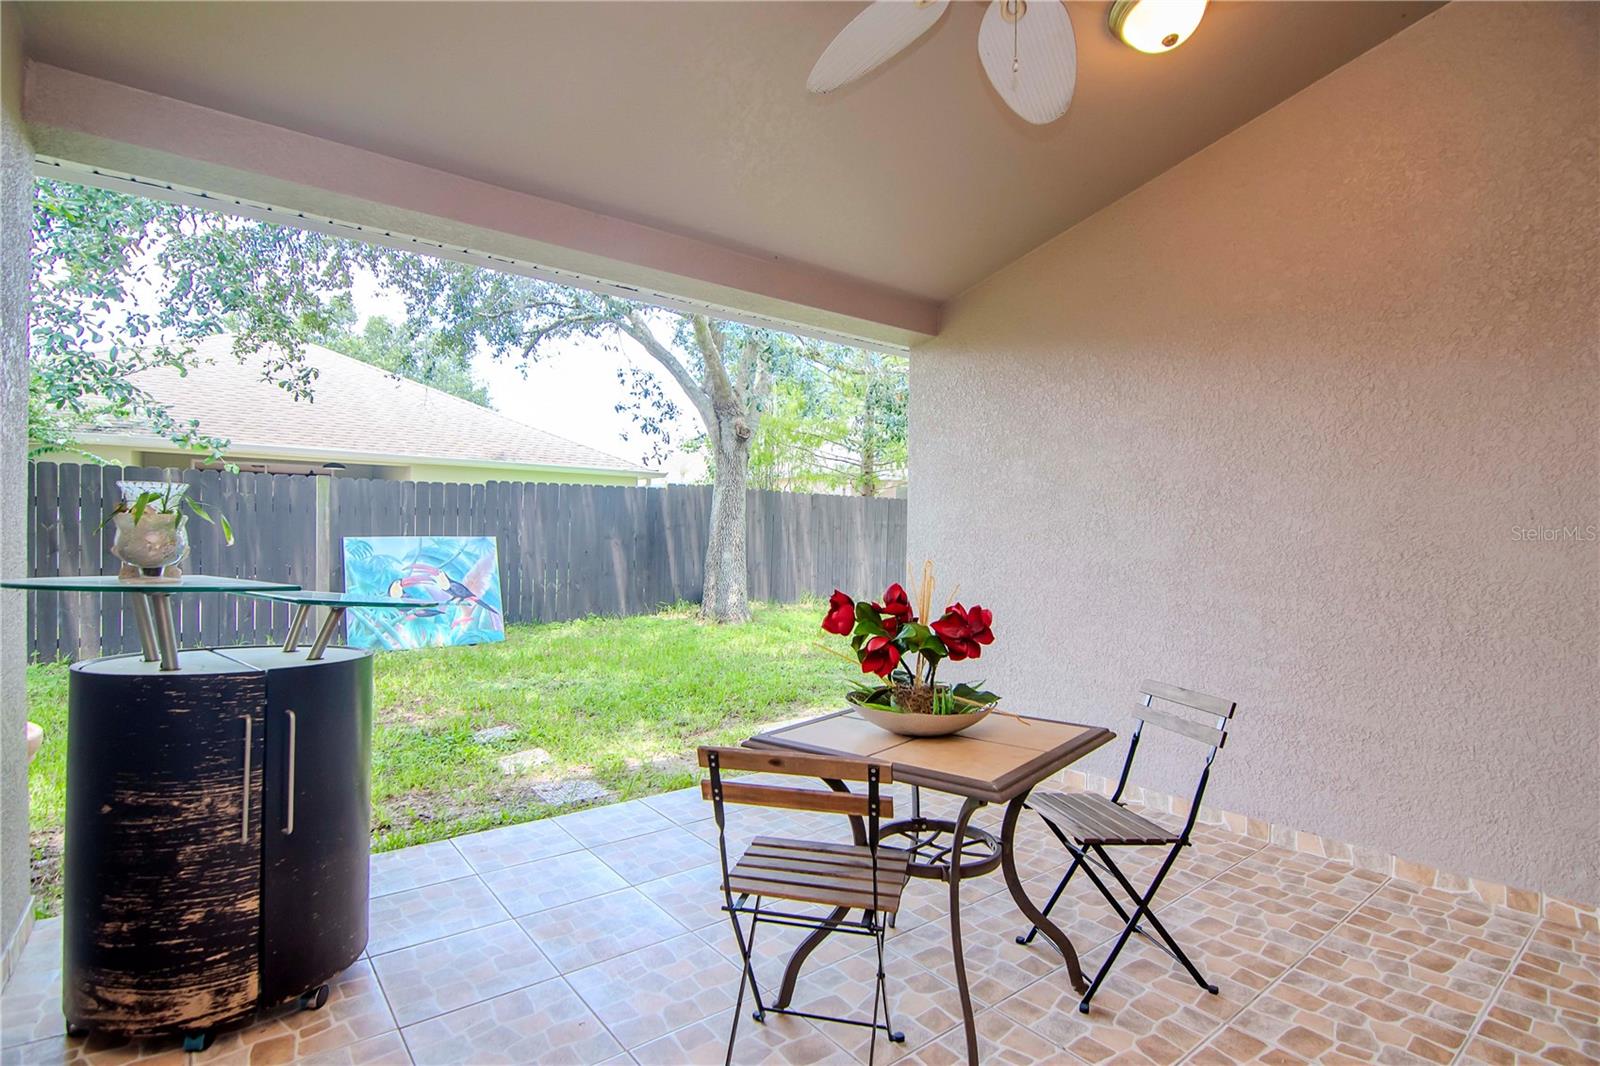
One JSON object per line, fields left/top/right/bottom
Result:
{"left": 889, "top": 1030, "right": 906, "bottom": 1043}
{"left": 182, "top": 1030, "right": 215, "bottom": 1053}
{"left": 64, "top": 1022, "right": 90, "bottom": 1038}
{"left": 299, "top": 984, "right": 330, "bottom": 1011}
{"left": 751, "top": 1010, "right": 765, "bottom": 1024}
{"left": 1205, "top": 983, "right": 1219, "bottom": 995}
{"left": 1014, "top": 935, "right": 1028, "bottom": 944}
{"left": 1078, "top": 1001, "right": 1091, "bottom": 1015}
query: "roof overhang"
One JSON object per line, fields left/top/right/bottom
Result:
{"left": 24, "top": 62, "right": 938, "bottom": 351}
{"left": 75, "top": 430, "right": 664, "bottom": 481}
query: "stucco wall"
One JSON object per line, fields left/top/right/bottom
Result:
{"left": 2, "top": 1, "right": 35, "bottom": 959}
{"left": 910, "top": 1, "right": 1598, "bottom": 901}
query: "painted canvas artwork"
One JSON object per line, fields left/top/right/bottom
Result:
{"left": 342, "top": 535, "right": 505, "bottom": 650}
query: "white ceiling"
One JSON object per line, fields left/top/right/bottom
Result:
{"left": 18, "top": 1, "right": 1440, "bottom": 304}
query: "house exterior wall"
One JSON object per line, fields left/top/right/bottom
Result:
{"left": 2, "top": 0, "right": 36, "bottom": 971}
{"left": 30, "top": 444, "right": 140, "bottom": 467}
{"left": 910, "top": 1, "right": 1598, "bottom": 902}
{"left": 403, "top": 463, "right": 643, "bottom": 487}
{"left": 28, "top": 449, "right": 648, "bottom": 486}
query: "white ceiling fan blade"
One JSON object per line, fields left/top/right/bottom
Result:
{"left": 977, "top": 0, "right": 1077, "bottom": 125}
{"left": 807, "top": 1, "right": 950, "bottom": 94}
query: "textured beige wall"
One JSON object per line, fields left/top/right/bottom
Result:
{"left": 2, "top": 1, "right": 36, "bottom": 954}
{"left": 910, "top": 2, "right": 1598, "bottom": 901}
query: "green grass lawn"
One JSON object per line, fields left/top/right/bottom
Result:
{"left": 25, "top": 601, "right": 844, "bottom": 917}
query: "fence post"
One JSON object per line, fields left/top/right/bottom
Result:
{"left": 314, "top": 475, "right": 333, "bottom": 592}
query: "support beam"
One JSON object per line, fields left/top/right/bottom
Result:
{"left": 22, "top": 63, "right": 939, "bottom": 350}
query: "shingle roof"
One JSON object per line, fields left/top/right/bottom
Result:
{"left": 92, "top": 334, "right": 656, "bottom": 477}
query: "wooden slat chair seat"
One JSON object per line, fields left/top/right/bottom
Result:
{"left": 728, "top": 837, "right": 911, "bottom": 913}
{"left": 1029, "top": 791, "right": 1179, "bottom": 847}
{"left": 698, "top": 745, "right": 908, "bottom": 1063}
{"left": 1020, "top": 680, "right": 1237, "bottom": 1015}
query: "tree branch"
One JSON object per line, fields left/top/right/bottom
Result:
{"left": 692, "top": 316, "right": 739, "bottom": 412}
{"left": 618, "top": 311, "right": 714, "bottom": 429}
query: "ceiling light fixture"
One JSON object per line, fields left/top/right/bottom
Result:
{"left": 1108, "top": 0, "right": 1208, "bottom": 54}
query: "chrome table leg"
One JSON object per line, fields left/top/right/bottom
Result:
{"left": 282, "top": 604, "right": 312, "bottom": 653}
{"left": 148, "top": 593, "right": 179, "bottom": 671}
{"left": 306, "top": 607, "right": 347, "bottom": 661}
{"left": 132, "top": 594, "right": 159, "bottom": 663}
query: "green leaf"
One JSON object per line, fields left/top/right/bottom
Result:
{"left": 951, "top": 682, "right": 1000, "bottom": 705}
{"left": 852, "top": 602, "right": 887, "bottom": 638}
{"left": 130, "top": 491, "right": 159, "bottom": 524}
{"left": 217, "top": 513, "right": 234, "bottom": 546}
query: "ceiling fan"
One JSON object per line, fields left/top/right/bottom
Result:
{"left": 807, "top": 0, "right": 1208, "bottom": 126}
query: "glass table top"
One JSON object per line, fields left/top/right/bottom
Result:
{"left": 0, "top": 575, "right": 301, "bottom": 595}
{"left": 247, "top": 590, "right": 426, "bottom": 609}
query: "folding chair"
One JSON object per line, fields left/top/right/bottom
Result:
{"left": 699, "top": 746, "right": 912, "bottom": 1064}
{"left": 1016, "top": 680, "right": 1237, "bottom": 1013}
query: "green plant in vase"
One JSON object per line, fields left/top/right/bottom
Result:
{"left": 104, "top": 480, "right": 235, "bottom": 581}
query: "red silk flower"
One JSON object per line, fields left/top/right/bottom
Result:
{"left": 878, "top": 583, "right": 915, "bottom": 632}
{"left": 859, "top": 635, "right": 902, "bottom": 677}
{"left": 931, "top": 602, "right": 991, "bottom": 661}
{"left": 822, "top": 590, "right": 856, "bottom": 635}
{"left": 965, "top": 604, "right": 995, "bottom": 646}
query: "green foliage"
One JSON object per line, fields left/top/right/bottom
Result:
{"left": 31, "top": 177, "right": 907, "bottom": 494}
{"left": 692, "top": 346, "right": 908, "bottom": 496}
{"left": 22, "top": 603, "right": 843, "bottom": 914}
{"left": 29, "top": 178, "right": 362, "bottom": 460}
{"left": 312, "top": 297, "right": 492, "bottom": 406}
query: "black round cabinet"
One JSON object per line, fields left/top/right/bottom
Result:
{"left": 63, "top": 646, "right": 372, "bottom": 1041}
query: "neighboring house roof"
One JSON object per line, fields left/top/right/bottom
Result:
{"left": 85, "top": 334, "right": 658, "bottom": 478}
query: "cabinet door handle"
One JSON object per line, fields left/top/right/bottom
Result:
{"left": 283, "top": 709, "right": 297, "bottom": 836}
{"left": 240, "top": 715, "right": 253, "bottom": 843}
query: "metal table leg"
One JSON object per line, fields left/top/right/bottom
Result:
{"left": 147, "top": 593, "right": 179, "bottom": 672}
{"left": 131, "top": 595, "right": 159, "bottom": 664}
{"left": 948, "top": 797, "right": 984, "bottom": 1066}
{"left": 306, "top": 607, "right": 346, "bottom": 661}
{"left": 1001, "top": 792, "right": 1088, "bottom": 992}
{"left": 282, "top": 604, "right": 313, "bottom": 653}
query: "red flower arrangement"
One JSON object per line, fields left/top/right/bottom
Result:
{"left": 820, "top": 562, "right": 999, "bottom": 716}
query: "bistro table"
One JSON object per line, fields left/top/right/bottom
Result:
{"left": 746, "top": 708, "right": 1115, "bottom": 1065}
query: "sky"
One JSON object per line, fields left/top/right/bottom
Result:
{"left": 348, "top": 270, "right": 707, "bottom": 481}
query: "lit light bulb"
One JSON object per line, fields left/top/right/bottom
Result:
{"left": 1109, "top": 0, "right": 1207, "bottom": 55}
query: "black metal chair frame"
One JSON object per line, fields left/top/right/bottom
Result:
{"left": 703, "top": 750, "right": 906, "bottom": 1065}
{"left": 1017, "top": 683, "right": 1235, "bottom": 1013}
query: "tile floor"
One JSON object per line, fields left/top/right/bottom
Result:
{"left": 2, "top": 782, "right": 1595, "bottom": 1065}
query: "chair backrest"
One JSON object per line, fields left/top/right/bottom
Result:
{"left": 696, "top": 747, "right": 894, "bottom": 820}
{"left": 1110, "top": 681, "right": 1237, "bottom": 839}
{"left": 1134, "top": 680, "right": 1236, "bottom": 750}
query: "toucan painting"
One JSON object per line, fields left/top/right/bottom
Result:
{"left": 342, "top": 535, "right": 506, "bottom": 650}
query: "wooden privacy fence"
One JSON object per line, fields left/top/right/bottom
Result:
{"left": 24, "top": 462, "right": 908, "bottom": 662}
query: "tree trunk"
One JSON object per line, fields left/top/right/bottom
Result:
{"left": 701, "top": 409, "right": 752, "bottom": 623}
{"left": 858, "top": 394, "right": 878, "bottom": 497}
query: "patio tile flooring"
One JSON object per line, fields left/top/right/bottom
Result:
{"left": 3, "top": 786, "right": 1593, "bottom": 1065}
